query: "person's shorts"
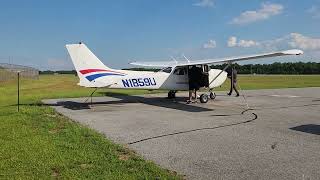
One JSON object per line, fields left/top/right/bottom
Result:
{"left": 189, "top": 83, "right": 200, "bottom": 90}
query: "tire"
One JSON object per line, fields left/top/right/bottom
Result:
{"left": 210, "top": 92, "right": 216, "bottom": 100}
{"left": 200, "top": 94, "right": 209, "bottom": 103}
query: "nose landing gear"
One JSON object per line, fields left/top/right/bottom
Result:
{"left": 199, "top": 90, "right": 216, "bottom": 103}
{"left": 210, "top": 92, "right": 216, "bottom": 100}
{"left": 168, "top": 90, "right": 215, "bottom": 103}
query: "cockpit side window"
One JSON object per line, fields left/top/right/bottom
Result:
{"left": 162, "top": 67, "right": 172, "bottom": 73}
{"left": 173, "top": 67, "right": 187, "bottom": 75}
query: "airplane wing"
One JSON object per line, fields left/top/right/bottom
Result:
{"left": 129, "top": 49, "right": 303, "bottom": 68}
{"left": 129, "top": 61, "right": 179, "bottom": 68}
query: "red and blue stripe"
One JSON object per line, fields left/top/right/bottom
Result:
{"left": 79, "top": 69, "right": 126, "bottom": 81}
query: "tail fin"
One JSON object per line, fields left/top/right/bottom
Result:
{"left": 66, "top": 43, "right": 111, "bottom": 72}
{"left": 66, "top": 43, "right": 114, "bottom": 87}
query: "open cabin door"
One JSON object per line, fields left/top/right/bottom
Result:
{"left": 201, "top": 65, "right": 209, "bottom": 88}
{"left": 188, "top": 65, "right": 210, "bottom": 89}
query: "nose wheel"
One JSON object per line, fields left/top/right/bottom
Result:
{"left": 199, "top": 91, "right": 216, "bottom": 103}
{"left": 210, "top": 92, "right": 216, "bottom": 100}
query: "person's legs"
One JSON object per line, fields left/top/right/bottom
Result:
{"left": 193, "top": 84, "right": 200, "bottom": 103}
{"left": 233, "top": 81, "right": 240, "bottom": 96}
{"left": 228, "top": 79, "right": 233, "bottom": 95}
{"left": 187, "top": 90, "right": 193, "bottom": 103}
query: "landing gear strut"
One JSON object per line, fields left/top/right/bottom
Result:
{"left": 210, "top": 92, "right": 216, "bottom": 100}
{"left": 168, "top": 90, "right": 176, "bottom": 99}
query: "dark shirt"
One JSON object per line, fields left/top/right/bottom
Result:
{"left": 189, "top": 66, "right": 198, "bottom": 83}
{"left": 189, "top": 66, "right": 201, "bottom": 90}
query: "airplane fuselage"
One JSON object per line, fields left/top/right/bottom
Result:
{"left": 83, "top": 68, "right": 227, "bottom": 90}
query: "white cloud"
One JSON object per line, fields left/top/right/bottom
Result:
{"left": 227, "top": 36, "right": 237, "bottom": 47}
{"left": 259, "top": 33, "right": 320, "bottom": 50}
{"left": 307, "top": 6, "right": 320, "bottom": 18}
{"left": 193, "top": 0, "right": 214, "bottom": 8}
{"left": 230, "top": 3, "right": 283, "bottom": 25}
{"left": 238, "top": 40, "right": 260, "bottom": 47}
{"left": 203, "top": 39, "right": 217, "bottom": 49}
{"left": 227, "top": 36, "right": 259, "bottom": 48}
{"left": 227, "top": 33, "right": 320, "bottom": 51}
{"left": 288, "top": 33, "right": 320, "bottom": 50}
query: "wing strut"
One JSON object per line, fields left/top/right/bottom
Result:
{"left": 209, "top": 61, "right": 231, "bottom": 86}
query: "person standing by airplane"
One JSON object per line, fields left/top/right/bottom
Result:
{"left": 227, "top": 66, "right": 240, "bottom": 97}
{"left": 187, "top": 66, "right": 200, "bottom": 104}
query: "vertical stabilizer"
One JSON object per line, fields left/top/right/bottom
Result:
{"left": 66, "top": 43, "right": 116, "bottom": 87}
{"left": 66, "top": 43, "right": 111, "bottom": 71}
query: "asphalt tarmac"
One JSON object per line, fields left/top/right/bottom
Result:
{"left": 43, "top": 87, "right": 320, "bottom": 180}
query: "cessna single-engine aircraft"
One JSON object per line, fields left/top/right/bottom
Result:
{"left": 66, "top": 43, "right": 303, "bottom": 103}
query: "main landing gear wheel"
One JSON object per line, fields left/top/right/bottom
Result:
{"left": 168, "top": 90, "right": 176, "bottom": 99}
{"left": 200, "top": 94, "right": 209, "bottom": 103}
{"left": 210, "top": 92, "right": 216, "bottom": 100}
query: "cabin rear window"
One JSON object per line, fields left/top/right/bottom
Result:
{"left": 173, "top": 67, "right": 186, "bottom": 75}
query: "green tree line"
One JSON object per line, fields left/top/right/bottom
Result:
{"left": 211, "top": 62, "right": 320, "bottom": 74}
{"left": 40, "top": 62, "right": 320, "bottom": 75}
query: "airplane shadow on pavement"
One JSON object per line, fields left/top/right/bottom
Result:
{"left": 48, "top": 92, "right": 213, "bottom": 113}
{"left": 290, "top": 124, "right": 320, "bottom": 135}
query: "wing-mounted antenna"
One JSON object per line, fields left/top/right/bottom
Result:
{"left": 170, "top": 56, "right": 178, "bottom": 64}
{"left": 182, "top": 54, "right": 190, "bottom": 63}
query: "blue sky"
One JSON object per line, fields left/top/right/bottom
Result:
{"left": 0, "top": 0, "right": 319, "bottom": 70}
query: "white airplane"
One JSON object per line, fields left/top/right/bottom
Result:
{"left": 66, "top": 43, "right": 303, "bottom": 103}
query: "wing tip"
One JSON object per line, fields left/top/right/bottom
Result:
{"left": 282, "top": 49, "right": 304, "bottom": 55}
{"left": 129, "top": 61, "right": 138, "bottom": 66}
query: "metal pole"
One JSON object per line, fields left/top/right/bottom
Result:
{"left": 17, "top": 72, "right": 20, "bottom": 112}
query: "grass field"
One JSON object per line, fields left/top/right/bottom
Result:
{"left": 0, "top": 75, "right": 180, "bottom": 179}
{"left": 216, "top": 74, "right": 320, "bottom": 91}
{"left": 0, "top": 74, "right": 319, "bottom": 179}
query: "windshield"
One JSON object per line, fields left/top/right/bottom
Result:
{"left": 161, "top": 67, "right": 172, "bottom": 73}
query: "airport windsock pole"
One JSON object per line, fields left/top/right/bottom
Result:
{"left": 17, "top": 72, "right": 20, "bottom": 112}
